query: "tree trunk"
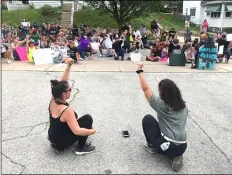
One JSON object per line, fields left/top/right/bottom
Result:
{"left": 60, "top": 0, "right": 63, "bottom": 9}
{"left": 118, "top": 17, "right": 124, "bottom": 35}
{"left": 118, "top": 22, "right": 123, "bottom": 34}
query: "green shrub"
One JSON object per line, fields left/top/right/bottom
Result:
{"left": 40, "top": 5, "right": 57, "bottom": 16}
{"left": 29, "top": 4, "right": 35, "bottom": 10}
{"left": 1, "top": 5, "right": 8, "bottom": 11}
{"left": 2, "top": 9, "right": 60, "bottom": 26}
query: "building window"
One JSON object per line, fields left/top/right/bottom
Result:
{"left": 211, "top": 12, "right": 221, "bottom": 18}
{"left": 225, "top": 12, "right": 232, "bottom": 18}
{"left": 206, "top": 12, "right": 210, "bottom": 16}
{"left": 190, "top": 8, "right": 196, "bottom": 16}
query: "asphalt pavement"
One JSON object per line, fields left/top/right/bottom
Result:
{"left": 2, "top": 71, "right": 232, "bottom": 174}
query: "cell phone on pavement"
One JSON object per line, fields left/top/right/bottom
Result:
{"left": 122, "top": 130, "right": 130, "bottom": 137}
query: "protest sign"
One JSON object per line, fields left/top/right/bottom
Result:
{"left": 198, "top": 37, "right": 217, "bottom": 70}
{"left": 33, "top": 49, "right": 53, "bottom": 65}
{"left": 130, "top": 53, "right": 142, "bottom": 61}
{"left": 50, "top": 46, "right": 64, "bottom": 64}
{"left": 15, "top": 47, "right": 28, "bottom": 61}
{"left": 227, "top": 34, "right": 232, "bottom": 41}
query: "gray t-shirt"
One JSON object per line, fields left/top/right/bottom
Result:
{"left": 149, "top": 94, "right": 188, "bottom": 141}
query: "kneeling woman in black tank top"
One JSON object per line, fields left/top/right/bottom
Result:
{"left": 48, "top": 58, "right": 96, "bottom": 155}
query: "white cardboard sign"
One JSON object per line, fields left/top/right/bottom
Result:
{"left": 218, "top": 45, "right": 224, "bottom": 55}
{"left": 130, "top": 53, "right": 141, "bottom": 61}
{"left": 90, "top": 42, "right": 100, "bottom": 50}
{"left": 33, "top": 49, "right": 53, "bottom": 65}
{"left": 227, "top": 34, "right": 232, "bottom": 41}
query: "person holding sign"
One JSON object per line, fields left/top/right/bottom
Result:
{"left": 27, "top": 37, "right": 39, "bottom": 63}
{"left": 137, "top": 64, "right": 187, "bottom": 172}
{"left": 48, "top": 58, "right": 96, "bottom": 154}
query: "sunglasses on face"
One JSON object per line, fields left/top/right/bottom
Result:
{"left": 65, "top": 88, "right": 72, "bottom": 92}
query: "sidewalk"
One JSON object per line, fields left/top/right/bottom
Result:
{"left": 2, "top": 59, "right": 232, "bottom": 73}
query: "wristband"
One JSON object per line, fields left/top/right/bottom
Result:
{"left": 136, "top": 70, "right": 144, "bottom": 74}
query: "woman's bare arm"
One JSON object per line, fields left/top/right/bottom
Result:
{"left": 64, "top": 108, "right": 96, "bottom": 136}
{"left": 61, "top": 58, "right": 73, "bottom": 81}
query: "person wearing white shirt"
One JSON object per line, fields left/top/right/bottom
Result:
{"left": 134, "top": 29, "right": 141, "bottom": 38}
{"left": 1, "top": 42, "right": 12, "bottom": 64}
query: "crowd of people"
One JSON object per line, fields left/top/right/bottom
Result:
{"left": 2, "top": 17, "right": 232, "bottom": 173}
{"left": 1, "top": 18, "right": 232, "bottom": 66}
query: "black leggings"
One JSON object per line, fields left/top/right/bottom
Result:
{"left": 123, "top": 44, "right": 130, "bottom": 53}
{"left": 76, "top": 114, "right": 93, "bottom": 149}
{"left": 142, "top": 114, "right": 187, "bottom": 157}
{"left": 52, "top": 114, "right": 93, "bottom": 151}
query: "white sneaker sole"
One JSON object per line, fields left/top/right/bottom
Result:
{"left": 143, "top": 144, "right": 156, "bottom": 154}
{"left": 74, "top": 149, "right": 95, "bottom": 155}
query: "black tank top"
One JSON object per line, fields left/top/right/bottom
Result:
{"left": 48, "top": 100, "right": 78, "bottom": 148}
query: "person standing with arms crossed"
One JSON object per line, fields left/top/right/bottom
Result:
{"left": 136, "top": 64, "right": 188, "bottom": 172}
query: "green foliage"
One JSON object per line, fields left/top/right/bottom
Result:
{"left": 84, "top": 0, "right": 163, "bottom": 29}
{"left": 74, "top": 8, "right": 117, "bottom": 28}
{"left": 1, "top": 5, "right": 8, "bottom": 11}
{"left": 2, "top": 8, "right": 60, "bottom": 26}
{"left": 74, "top": 8, "right": 199, "bottom": 33}
{"left": 2, "top": 7, "right": 199, "bottom": 34}
{"left": 29, "top": 4, "right": 35, "bottom": 10}
{"left": 40, "top": 5, "right": 58, "bottom": 16}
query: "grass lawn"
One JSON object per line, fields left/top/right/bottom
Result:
{"left": 74, "top": 8, "right": 199, "bottom": 35}
{"left": 2, "top": 8, "right": 199, "bottom": 35}
{"left": 2, "top": 8, "right": 61, "bottom": 27}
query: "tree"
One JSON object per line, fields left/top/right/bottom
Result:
{"left": 164, "top": 0, "right": 183, "bottom": 13}
{"left": 82, "top": 0, "right": 163, "bottom": 31}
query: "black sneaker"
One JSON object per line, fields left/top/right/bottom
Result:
{"left": 74, "top": 145, "right": 95, "bottom": 155}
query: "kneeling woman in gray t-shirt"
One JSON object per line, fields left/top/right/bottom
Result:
{"left": 136, "top": 64, "right": 187, "bottom": 172}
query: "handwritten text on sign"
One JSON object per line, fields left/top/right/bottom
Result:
{"left": 198, "top": 46, "right": 218, "bottom": 70}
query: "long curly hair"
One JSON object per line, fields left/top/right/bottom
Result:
{"left": 158, "top": 79, "right": 186, "bottom": 111}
